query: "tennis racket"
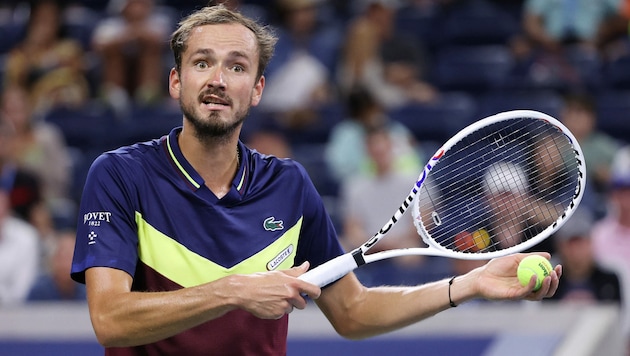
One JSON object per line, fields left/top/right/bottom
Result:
{"left": 300, "top": 110, "right": 586, "bottom": 288}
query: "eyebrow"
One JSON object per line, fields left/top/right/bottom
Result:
{"left": 190, "top": 48, "right": 251, "bottom": 63}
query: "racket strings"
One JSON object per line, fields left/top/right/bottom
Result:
{"left": 415, "top": 117, "right": 581, "bottom": 254}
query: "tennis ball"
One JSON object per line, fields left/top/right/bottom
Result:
{"left": 517, "top": 255, "right": 553, "bottom": 291}
{"left": 472, "top": 229, "right": 491, "bottom": 251}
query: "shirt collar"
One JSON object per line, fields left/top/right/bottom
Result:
{"left": 164, "top": 127, "right": 248, "bottom": 197}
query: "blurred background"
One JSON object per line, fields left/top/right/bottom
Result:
{"left": 0, "top": 0, "right": 629, "bottom": 355}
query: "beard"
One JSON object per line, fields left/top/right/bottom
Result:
{"left": 180, "top": 88, "right": 250, "bottom": 144}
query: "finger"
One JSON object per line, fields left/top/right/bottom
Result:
{"left": 282, "top": 261, "right": 310, "bottom": 277}
{"left": 554, "top": 264, "right": 563, "bottom": 279}
{"left": 289, "top": 297, "right": 307, "bottom": 310}
{"left": 283, "top": 303, "right": 295, "bottom": 315}
{"left": 298, "top": 280, "right": 321, "bottom": 300}
{"left": 528, "top": 271, "right": 557, "bottom": 300}
{"left": 544, "top": 268, "right": 561, "bottom": 298}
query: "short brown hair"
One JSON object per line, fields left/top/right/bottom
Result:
{"left": 170, "top": 5, "right": 277, "bottom": 80}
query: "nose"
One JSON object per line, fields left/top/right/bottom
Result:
{"left": 208, "top": 67, "right": 227, "bottom": 89}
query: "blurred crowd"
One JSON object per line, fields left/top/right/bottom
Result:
{"left": 1, "top": 0, "right": 630, "bottom": 346}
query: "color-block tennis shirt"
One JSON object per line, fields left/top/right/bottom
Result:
{"left": 71, "top": 127, "right": 344, "bottom": 356}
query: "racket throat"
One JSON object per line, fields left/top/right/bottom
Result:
{"left": 352, "top": 249, "right": 366, "bottom": 267}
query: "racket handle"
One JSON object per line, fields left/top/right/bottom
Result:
{"left": 299, "top": 252, "right": 360, "bottom": 288}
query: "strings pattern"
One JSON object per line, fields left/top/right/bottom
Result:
{"left": 415, "top": 116, "right": 582, "bottom": 254}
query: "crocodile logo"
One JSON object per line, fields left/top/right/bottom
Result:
{"left": 263, "top": 217, "right": 284, "bottom": 231}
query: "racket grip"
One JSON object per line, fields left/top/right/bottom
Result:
{"left": 298, "top": 253, "right": 359, "bottom": 288}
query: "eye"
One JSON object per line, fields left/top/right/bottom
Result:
{"left": 194, "top": 61, "right": 209, "bottom": 70}
{"left": 231, "top": 64, "right": 245, "bottom": 73}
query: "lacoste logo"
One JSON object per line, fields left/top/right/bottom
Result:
{"left": 263, "top": 216, "right": 284, "bottom": 231}
{"left": 267, "top": 245, "right": 294, "bottom": 271}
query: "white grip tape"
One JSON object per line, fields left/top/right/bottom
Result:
{"left": 298, "top": 253, "right": 360, "bottom": 287}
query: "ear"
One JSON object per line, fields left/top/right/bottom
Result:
{"left": 250, "top": 75, "right": 265, "bottom": 107}
{"left": 168, "top": 68, "right": 181, "bottom": 100}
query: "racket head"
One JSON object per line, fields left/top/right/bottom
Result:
{"left": 412, "top": 110, "right": 586, "bottom": 259}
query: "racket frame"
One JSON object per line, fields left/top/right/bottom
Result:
{"left": 300, "top": 110, "right": 586, "bottom": 287}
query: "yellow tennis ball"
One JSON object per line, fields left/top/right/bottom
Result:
{"left": 517, "top": 255, "right": 553, "bottom": 291}
{"left": 472, "top": 229, "right": 491, "bottom": 251}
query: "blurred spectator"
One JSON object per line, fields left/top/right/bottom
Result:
{"left": 522, "top": 0, "right": 620, "bottom": 52}
{"left": 3, "top": 0, "right": 90, "bottom": 115}
{"left": 339, "top": 126, "right": 432, "bottom": 286}
{"left": 258, "top": 0, "right": 340, "bottom": 130}
{"left": 92, "top": 0, "right": 171, "bottom": 113}
{"left": 337, "top": 0, "right": 438, "bottom": 109}
{"left": 559, "top": 93, "right": 620, "bottom": 194}
{"left": 0, "top": 188, "right": 40, "bottom": 306}
{"left": 481, "top": 161, "right": 538, "bottom": 249}
{"left": 324, "top": 86, "right": 422, "bottom": 182}
{"left": 0, "top": 85, "right": 73, "bottom": 234}
{"left": 28, "top": 230, "right": 86, "bottom": 301}
{"left": 596, "top": 0, "right": 630, "bottom": 59}
{"left": 549, "top": 207, "right": 621, "bottom": 304}
{"left": 475, "top": 160, "right": 565, "bottom": 255}
{"left": 0, "top": 118, "right": 43, "bottom": 224}
{"left": 517, "top": 0, "right": 620, "bottom": 87}
{"left": 592, "top": 145, "right": 630, "bottom": 341}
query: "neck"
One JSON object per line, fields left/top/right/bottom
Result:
{"left": 178, "top": 125, "right": 240, "bottom": 198}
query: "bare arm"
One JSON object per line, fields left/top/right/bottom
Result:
{"left": 86, "top": 262, "right": 320, "bottom": 347}
{"left": 314, "top": 253, "right": 562, "bottom": 339}
{"left": 341, "top": 19, "right": 379, "bottom": 85}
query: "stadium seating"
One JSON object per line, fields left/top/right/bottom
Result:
{"left": 432, "top": 45, "right": 514, "bottom": 92}
{"left": 439, "top": 0, "right": 518, "bottom": 46}
{"left": 388, "top": 92, "right": 478, "bottom": 143}
{"left": 0, "top": 21, "right": 23, "bottom": 55}
{"left": 603, "top": 53, "right": 630, "bottom": 90}
{"left": 62, "top": 6, "right": 101, "bottom": 51}
{"left": 43, "top": 102, "right": 120, "bottom": 152}
{"left": 394, "top": 6, "right": 442, "bottom": 51}
{"left": 477, "top": 90, "right": 563, "bottom": 119}
{"left": 596, "top": 90, "right": 630, "bottom": 141}
{"left": 119, "top": 103, "right": 182, "bottom": 144}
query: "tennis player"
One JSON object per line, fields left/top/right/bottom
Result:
{"left": 71, "top": 5, "right": 562, "bottom": 355}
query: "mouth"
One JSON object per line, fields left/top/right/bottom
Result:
{"left": 200, "top": 94, "right": 230, "bottom": 109}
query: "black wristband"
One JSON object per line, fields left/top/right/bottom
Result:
{"left": 448, "top": 276, "right": 457, "bottom": 308}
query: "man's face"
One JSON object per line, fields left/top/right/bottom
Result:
{"left": 169, "top": 23, "right": 264, "bottom": 141}
{"left": 560, "top": 106, "right": 594, "bottom": 140}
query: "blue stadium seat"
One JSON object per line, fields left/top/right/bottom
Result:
{"left": 439, "top": 0, "right": 518, "bottom": 46}
{"left": 477, "top": 90, "right": 563, "bottom": 119}
{"left": 565, "top": 46, "right": 603, "bottom": 91}
{"left": 388, "top": 92, "right": 478, "bottom": 143}
{"left": 119, "top": 103, "right": 182, "bottom": 144}
{"left": 603, "top": 54, "right": 630, "bottom": 90}
{"left": 433, "top": 45, "right": 514, "bottom": 92}
{"left": 69, "top": 147, "right": 104, "bottom": 204}
{"left": 394, "top": 6, "right": 442, "bottom": 50}
{"left": 595, "top": 90, "right": 630, "bottom": 143}
{"left": 0, "top": 21, "right": 24, "bottom": 54}
{"left": 69, "top": 0, "right": 107, "bottom": 12}
{"left": 43, "top": 103, "right": 120, "bottom": 151}
{"left": 292, "top": 143, "right": 340, "bottom": 198}
{"left": 62, "top": 6, "right": 102, "bottom": 51}
{"left": 273, "top": 102, "right": 346, "bottom": 146}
